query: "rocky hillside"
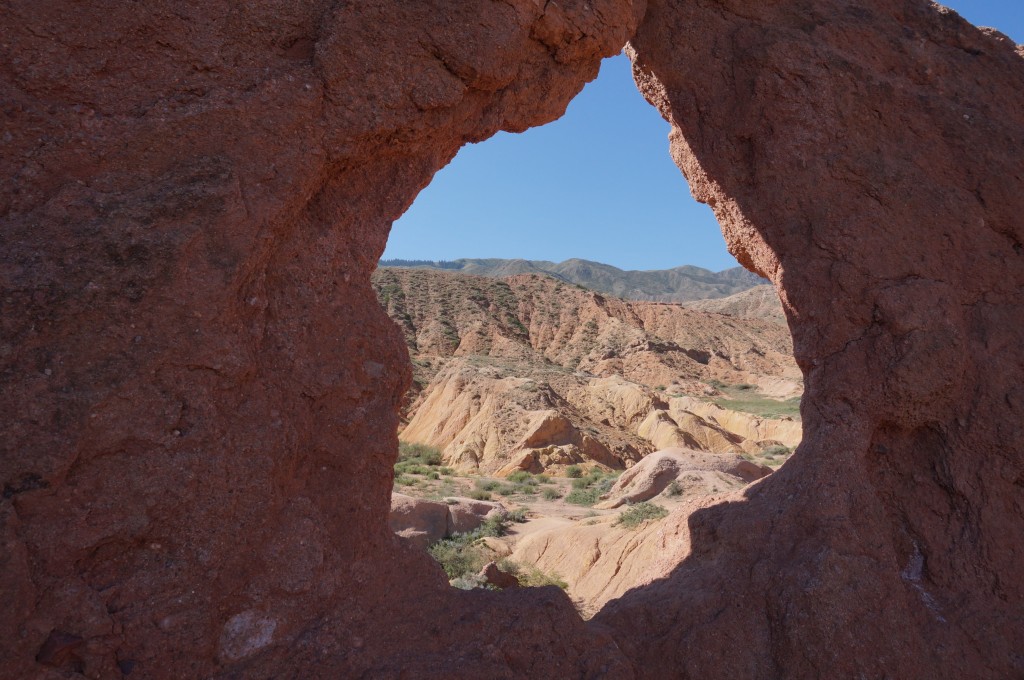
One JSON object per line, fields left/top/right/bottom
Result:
{"left": 683, "top": 284, "right": 786, "bottom": 325}
{"left": 373, "top": 267, "right": 801, "bottom": 474}
{"left": 378, "top": 257, "right": 767, "bottom": 302}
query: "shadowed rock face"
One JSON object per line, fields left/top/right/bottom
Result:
{"left": 1, "top": 1, "right": 1022, "bottom": 679}
{"left": 597, "top": 1, "right": 1024, "bottom": 678}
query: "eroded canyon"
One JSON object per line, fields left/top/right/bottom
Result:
{"left": 2, "top": 1, "right": 1023, "bottom": 678}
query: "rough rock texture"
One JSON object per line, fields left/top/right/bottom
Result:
{"left": 389, "top": 494, "right": 506, "bottom": 549}
{"left": 597, "top": 2, "right": 1024, "bottom": 678}
{"left": 3, "top": 1, "right": 1023, "bottom": 679}
{"left": 597, "top": 447, "right": 772, "bottom": 508}
{"left": 0, "top": 1, "right": 643, "bottom": 677}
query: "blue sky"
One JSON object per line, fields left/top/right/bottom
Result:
{"left": 382, "top": 2, "right": 1023, "bottom": 272}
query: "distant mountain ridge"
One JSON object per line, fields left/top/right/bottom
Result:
{"left": 377, "top": 257, "right": 767, "bottom": 303}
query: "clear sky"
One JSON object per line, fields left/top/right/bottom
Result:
{"left": 382, "top": 2, "right": 1022, "bottom": 272}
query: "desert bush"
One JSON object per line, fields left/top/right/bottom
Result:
{"left": 429, "top": 515, "right": 511, "bottom": 581}
{"left": 507, "top": 471, "right": 531, "bottom": 483}
{"left": 475, "top": 479, "right": 499, "bottom": 492}
{"left": 398, "top": 441, "right": 443, "bottom": 465}
{"left": 469, "top": 490, "right": 492, "bottom": 501}
{"left": 565, "top": 465, "right": 583, "bottom": 478}
{"left": 507, "top": 508, "right": 529, "bottom": 523}
{"left": 542, "top": 487, "right": 562, "bottom": 500}
{"left": 497, "top": 559, "right": 568, "bottom": 590}
{"left": 666, "top": 480, "right": 683, "bottom": 497}
{"left": 616, "top": 502, "right": 668, "bottom": 529}
{"left": 762, "top": 445, "right": 792, "bottom": 457}
{"left": 565, "top": 488, "right": 600, "bottom": 507}
{"left": 571, "top": 477, "right": 592, "bottom": 490}
{"left": 394, "top": 475, "right": 416, "bottom": 486}
{"left": 427, "top": 471, "right": 440, "bottom": 480}
{"left": 479, "top": 514, "right": 511, "bottom": 537}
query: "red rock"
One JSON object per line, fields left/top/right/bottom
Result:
{"left": 2, "top": 0, "right": 1022, "bottom": 678}
{"left": 598, "top": 2, "right": 1024, "bottom": 678}
{"left": 0, "top": 1, "right": 641, "bottom": 677}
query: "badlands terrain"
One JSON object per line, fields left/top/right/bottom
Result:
{"left": 376, "top": 266, "right": 803, "bottom": 608}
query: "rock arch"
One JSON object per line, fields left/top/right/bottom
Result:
{"left": 1, "top": 0, "right": 1021, "bottom": 677}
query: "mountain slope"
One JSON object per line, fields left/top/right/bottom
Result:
{"left": 378, "top": 257, "right": 767, "bottom": 302}
{"left": 373, "top": 267, "right": 801, "bottom": 474}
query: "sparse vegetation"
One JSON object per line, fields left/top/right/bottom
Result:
{"left": 710, "top": 388, "right": 802, "bottom": 420}
{"left": 565, "top": 488, "right": 600, "bottom": 506}
{"left": 497, "top": 559, "right": 569, "bottom": 589}
{"left": 565, "top": 465, "right": 583, "bottom": 478}
{"left": 469, "top": 490, "right": 492, "bottom": 501}
{"left": 616, "top": 502, "right": 668, "bottom": 529}
{"left": 542, "top": 487, "right": 562, "bottom": 500}
{"left": 666, "top": 480, "right": 683, "bottom": 496}
{"left": 429, "top": 515, "right": 509, "bottom": 580}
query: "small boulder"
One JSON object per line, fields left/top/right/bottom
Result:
{"left": 478, "top": 562, "right": 520, "bottom": 589}
{"left": 389, "top": 493, "right": 449, "bottom": 549}
{"left": 445, "top": 497, "right": 507, "bottom": 535}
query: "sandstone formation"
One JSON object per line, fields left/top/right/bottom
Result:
{"left": 389, "top": 494, "right": 506, "bottom": 550}
{"left": 2, "top": 0, "right": 1022, "bottom": 679}
{"left": 378, "top": 267, "right": 802, "bottom": 473}
{"left": 596, "top": 447, "right": 772, "bottom": 508}
{"left": 598, "top": 2, "right": 1024, "bottom": 678}
{"left": 0, "top": 1, "right": 643, "bottom": 677}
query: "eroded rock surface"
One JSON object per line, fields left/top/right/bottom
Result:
{"left": 0, "top": 1, "right": 643, "bottom": 677}
{"left": 2, "top": 0, "right": 1022, "bottom": 678}
{"left": 597, "top": 2, "right": 1024, "bottom": 678}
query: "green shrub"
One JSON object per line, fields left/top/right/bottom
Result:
{"left": 475, "top": 479, "right": 499, "bottom": 492}
{"left": 565, "top": 488, "right": 600, "bottom": 507}
{"left": 479, "top": 514, "right": 511, "bottom": 537}
{"left": 615, "top": 502, "right": 668, "bottom": 529}
{"left": 666, "top": 480, "right": 683, "bottom": 497}
{"left": 496, "top": 484, "right": 518, "bottom": 496}
{"left": 507, "top": 471, "right": 532, "bottom": 483}
{"left": 497, "top": 559, "right": 568, "bottom": 590}
{"left": 427, "top": 471, "right": 440, "bottom": 480}
{"left": 571, "top": 477, "right": 592, "bottom": 490}
{"left": 398, "top": 441, "right": 443, "bottom": 465}
{"left": 438, "top": 467, "right": 455, "bottom": 476}
{"left": 762, "top": 445, "right": 792, "bottom": 457}
{"left": 542, "top": 487, "right": 562, "bottom": 501}
{"left": 394, "top": 475, "right": 416, "bottom": 486}
{"left": 469, "top": 490, "right": 492, "bottom": 501}
{"left": 507, "top": 508, "right": 529, "bottom": 523}
{"left": 565, "top": 465, "right": 583, "bottom": 478}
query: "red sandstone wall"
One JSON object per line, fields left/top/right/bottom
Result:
{"left": 598, "top": 1, "right": 1024, "bottom": 677}
{"left": 2, "top": 0, "right": 1022, "bottom": 678}
{"left": 0, "top": 2, "right": 642, "bottom": 677}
